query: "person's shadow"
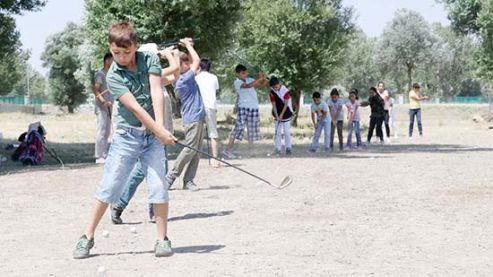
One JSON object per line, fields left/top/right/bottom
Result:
{"left": 169, "top": 210, "right": 234, "bottom": 222}
{"left": 93, "top": 245, "right": 225, "bottom": 257}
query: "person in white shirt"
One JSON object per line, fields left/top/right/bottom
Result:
{"left": 195, "top": 58, "right": 221, "bottom": 167}
{"left": 223, "top": 64, "right": 268, "bottom": 158}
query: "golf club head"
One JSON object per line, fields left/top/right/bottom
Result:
{"left": 275, "top": 176, "right": 293, "bottom": 189}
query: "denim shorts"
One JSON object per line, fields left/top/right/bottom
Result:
{"left": 94, "top": 127, "right": 169, "bottom": 204}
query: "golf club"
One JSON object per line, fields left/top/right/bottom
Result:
{"left": 174, "top": 141, "right": 292, "bottom": 189}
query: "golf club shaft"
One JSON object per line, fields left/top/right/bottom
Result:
{"left": 175, "top": 141, "right": 272, "bottom": 185}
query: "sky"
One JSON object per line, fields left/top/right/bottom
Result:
{"left": 13, "top": 0, "right": 450, "bottom": 75}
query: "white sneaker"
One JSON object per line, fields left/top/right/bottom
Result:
{"left": 95, "top": 158, "right": 106, "bottom": 164}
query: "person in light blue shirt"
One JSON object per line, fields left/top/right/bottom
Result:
{"left": 165, "top": 38, "right": 206, "bottom": 191}
{"left": 310, "top": 92, "right": 331, "bottom": 152}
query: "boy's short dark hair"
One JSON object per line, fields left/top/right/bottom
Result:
{"left": 350, "top": 88, "right": 359, "bottom": 100}
{"left": 312, "top": 92, "right": 321, "bottom": 99}
{"left": 369, "top": 87, "right": 377, "bottom": 93}
{"left": 103, "top": 53, "right": 112, "bottom": 62}
{"left": 269, "top": 76, "right": 280, "bottom": 87}
{"left": 235, "top": 64, "right": 247, "bottom": 73}
{"left": 200, "top": 58, "right": 212, "bottom": 72}
{"left": 180, "top": 52, "right": 190, "bottom": 63}
{"left": 330, "top": 88, "right": 339, "bottom": 96}
{"left": 413, "top": 83, "right": 421, "bottom": 88}
{"left": 108, "top": 22, "right": 138, "bottom": 48}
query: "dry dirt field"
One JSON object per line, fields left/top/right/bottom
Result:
{"left": 1, "top": 104, "right": 493, "bottom": 276}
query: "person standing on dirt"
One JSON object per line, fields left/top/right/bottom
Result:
{"left": 73, "top": 22, "right": 177, "bottom": 259}
{"left": 110, "top": 43, "right": 180, "bottom": 225}
{"left": 409, "top": 83, "right": 427, "bottom": 137}
{"left": 309, "top": 91, "right": 331, "bottom": 152}
{"left": 377, "top": 82, "right": 391, "bottom": 142}
{"left": 195, "top": 58, "right": 221, "bottom": 167}
{"left": 269, "top": 76, "right": 293, "bottom": 155}
{"left": 92, "top": 53, "right": 114, "bottom": 164}
{"left": 165, "top": 38, "right": 206, "bottom": 192}
{"left": 328, "top": 88, "right": 345, "bottom": 151}
{"left": 361, "top": 87, "right": 385, "bottom": 143}
{"left": 223, "top": 65, "right": 268, "bottom": 158}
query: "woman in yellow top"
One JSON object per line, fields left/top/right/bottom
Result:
{"left": 408, "top": 83, "right": 428, "bottom": 137}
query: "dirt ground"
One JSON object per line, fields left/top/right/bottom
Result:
{"left": 1, "top": 104, "right": 493, "bottom": 276}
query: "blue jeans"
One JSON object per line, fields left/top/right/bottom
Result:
{"left": 409, "top": 108, "right": 423, "bottom": 137}
{"left": 114, "top": 146, "right": 168, "bottom": 210}
{"left": 346, "top": 121, "right": 362, "bottom": 147}
{"left": 310, "top": 120, "right": 331, "bottom": 151}
{"left": 94, "top": 127, "right": 168, "bottom": 204}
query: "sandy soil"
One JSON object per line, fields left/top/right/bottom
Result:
{"left": 1, "top": 104, "right": 493, "bottom": 276}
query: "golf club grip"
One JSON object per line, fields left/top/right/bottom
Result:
{"left": 175, "top": 141, "right": 272, "bottom": 185}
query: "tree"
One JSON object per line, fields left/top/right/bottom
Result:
{"left": 440, "top": 0, "right": 493, "bottom": 80}
{"left": 83, "top": 0, "right": 242, "bottom": 68}
{"left": 376, "top": 9, "right": 433, "bottom": 91}
{"left": 236, "top": 0, "right": 354, "bottom": 126}
{"left": 333, "top": 30, "right": 378, "bottom": 98}
{"left": 0, "top": 49, "right": 25, "bottom": 95}
{"left": 11, "top": 63, "right": 48, "bottom": 98}
{"left": 41, "top": 23, "right": 86, "bottom": 113}
{"left": 0, "top": 1, "right": 46, "bottom": 94}
{"left": 418, "top": 23, "right": 479, "bottom": 99}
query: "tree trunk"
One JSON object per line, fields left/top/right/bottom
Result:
{"left": 407, "top": 65, "right": 413, "bottom": 92}
{"left": 292, "top": 88, "right": 302, "bottom": 127}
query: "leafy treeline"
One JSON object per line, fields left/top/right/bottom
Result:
{"left": 2, "top": 0, "right": 489, "bottom": 111}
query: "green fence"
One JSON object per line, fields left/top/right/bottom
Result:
{"left": 0, "top": 96, "right": 48, "bottom": 105}
{"left": 452, "top": 96, "right": 487, "bottom": 104}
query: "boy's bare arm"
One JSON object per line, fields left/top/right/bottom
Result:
{"left": 150, "top": 74, "right": 165, "bottom": 127}
{"left": 160, "top": 47, "right": 179, "bottom": 77}
{"left": 181, "top": 38, "right": 200, "bottom": 74}
{"left": 311, "top": 112, "right": 317, "bottom": 127}
{"left": 118, "top": 91, "right": 175, "bottom": 145}
{"left": 161, "top": 49, "right": 180, "bottom": 86}
{"left": 279, "top": 99, "right": 289, "bottom": 119}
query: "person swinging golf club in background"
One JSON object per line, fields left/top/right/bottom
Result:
{"left": 223, "top": 65, "right": 268, "bottom": 158}
{"left": 165, "top": 38, "right": 206, "bottom": 192}
{"left": 73, "top": 22, "right": 176, "bottom": 259}
{"left": 269, "top": 76, "right": 293, "bottom": 155}
{"left": 92, "top": 53, "right": 114, "bottom": 164}
{"left": 110, "top": 42, "right": 180, "bottom": 225}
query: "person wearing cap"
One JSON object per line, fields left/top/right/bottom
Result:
{"left": 408, "top": 83, "right": 427, "bottom": 138}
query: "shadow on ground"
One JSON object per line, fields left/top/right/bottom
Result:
{"left": 93, "top": 244, "right": 225, "bottom": 257}
{"left": 3, "top": 134, "right": 492, "bottom": 176}
{"left": 169, "top": 210, "right": 234, "bottom": 222}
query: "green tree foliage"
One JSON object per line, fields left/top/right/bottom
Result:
{"left": 419, "top": 23, "right": 479, "bottom": 99}
{"left": 84, "top": 0, "right": 242, "bottom": 61}
{"left": 440, "top": 0, "right": 493, "bottom": 79}
{"left": 0, "top": 50, "right": 25, "bottom": 95}
{"left": 0, "top": 0, "right": 46, "bottom": 94}
{"left": 41, "top": 23, "right": 86, "bottom": 113}
{"left": 236, "top": 0, "right": 354, "bottom": 125}
{"left": 11, "top": 63, "right": 48, "bottom": 98}
{"left": 333, "top": 30, "right": 378, "bottom": 98}
{"left": 376, "top": 9, "right": 433, "bottom": 91}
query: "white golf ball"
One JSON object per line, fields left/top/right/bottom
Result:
{"left": 266, "top": 153, "right": 271, "bottom": 157}
{"left": 97, "top": 266, "right": 106, "bottom": 273}
{"left": 102, "top": 230, "right": 110, "bottom": 238}
{"left": 130, "top": 226, "right": 137, "bottom": 234}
